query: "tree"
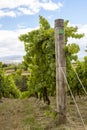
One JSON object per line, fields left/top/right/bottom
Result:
{"left": 19, "top": 16, "right": 84, "bottom": 102}
{"left": 85, "top": 46, "right": 87, "bottom": 52}
{"left": 0, "top": 62, "right": 2, "bottom": 68}
{"left": 83, "top": 56, "right": 87, "bottom": 90}
{"left": 13, "top": 69, "right": 28, "bottom": 92}
{"left": 73, "top": 56, "right": 87, "bottom": 97}
{"left": 64, "top": 20, "right": 84, "bottom": 96}
{"left": 0, "top": 66, "right": 5, "bottom": 98}
{"left": 3, "top": 75, "right": 21, "bottom": 98}
{"left": 19, "top": 16, "right": 55, "bottom": 104}
{"left": 0, "top": 62, "right": 21, "bottom": 99}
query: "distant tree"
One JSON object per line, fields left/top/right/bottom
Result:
{"left": 4, "top": 75, "right": 21, "bottom": 98}
{"left": 0, "top": 62, "right": 2, "bottom": 68}
{"left": 0, "top": 68, "right": 5, "bottom": 98}
{"left": 0, "top": 63, "right": 21, "bottom": 98}
{"left": 82, "top": 56, "right": 87, "bottom": 90}
{"left": 13, "top": 69, "right": 28, "bottom": 92}
{"left": 64, "top": 20, "right": 84, "bottom": 96}
{"left": 2, "top": 63, "right": 8, "bottom": 68}
{"left": 74, "top": 56, "right": 87, "bottom": 97}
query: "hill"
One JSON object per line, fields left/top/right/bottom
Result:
{"left": 0, "top": 55, "right": 24, "bottom": 64}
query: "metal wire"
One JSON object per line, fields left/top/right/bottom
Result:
{"left": 60, "top": 67, "right": 87, "bottom": 130}
{"left": 56, "top": 30, "right": 86, "bottom": 129}
{"left": 70, "top": 62, "right": 87, "bottom": 95}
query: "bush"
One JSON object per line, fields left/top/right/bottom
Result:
{"left": 20, "top": 91, "right": 30, "bottom": 99}
{"left": 4, "top": 75, "right": 21, "bottom": 98}
{"left": 0, "top": 68, "right": 5, "bottom": 98}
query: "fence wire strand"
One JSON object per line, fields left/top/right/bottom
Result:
{"left": 60, "top": 66, "right": 87, "bottom": 130}
{"left": 57, "top": 33, "right": 87, "bottom": 129}
{"left": 70, "top": 61, "right": 87, "bottom": 95}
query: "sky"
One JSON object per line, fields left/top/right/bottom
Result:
{"left": 0, "top": 0, "right": 87, "bottom": 60}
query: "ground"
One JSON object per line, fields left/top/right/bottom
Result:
{"left": 0, "top": 96, "right": 87, "bottom": 130}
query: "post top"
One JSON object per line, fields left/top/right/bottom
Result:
{"left": 55, "top": 19, "right": 64, "bottom": 27}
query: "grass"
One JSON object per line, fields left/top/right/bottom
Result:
{"left": 0, "top": 96, "right": 87, "bottom": 130}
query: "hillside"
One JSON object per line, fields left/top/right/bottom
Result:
{"left": 0, "top": 96, "right": 87, "bottom": 130}
{"left": 0, "top": 55, "right": 24, "bottom": 64}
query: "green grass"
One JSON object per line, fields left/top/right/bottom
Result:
{"left": 23, "top": 117, "right": 35, "bottom": 125}
{"left": 0, "top": 96, "right": 87, "bottom": 130}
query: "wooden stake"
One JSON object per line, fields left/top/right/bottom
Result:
{"left": 55, "top": 19, "right": 66, "bottom": 124}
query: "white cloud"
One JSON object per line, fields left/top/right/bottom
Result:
{"left": 68, "top": 24, "right": 87, "bottom": 58}
{"left": 0, "top": 28, "right": 35, "bottom": 57}
{"left": 77, "top": 25, "right": 87, "bottom": 58}
{"left": 0, "top": 20, "right": 86, "bottom": 59}
{"left": 0, "top": 0, "right": 63, "bottom": 17}
{"left": 41, "top": 1, "right": 63, "bottom": 10}
{"left": 0, "top": 24, "right": 3, "bottom": 28}
{"left": 0, "top": 10, "right": 16, "bottom": 17}
{"left": 17, "top": 23, "right": 27, "bottom": 29}
{"left": 0, "top": 0, "right": 36, "bottom": 9}
{"left": 18, "top": 7, "right": 39, "bottom": 15}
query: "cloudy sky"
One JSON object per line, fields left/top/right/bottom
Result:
{"left": 0, "top": 0, "right": 87, "bottom": 59}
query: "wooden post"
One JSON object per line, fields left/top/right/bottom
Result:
{"left": 55, "top": 19, "right": 66, "bottom": 124}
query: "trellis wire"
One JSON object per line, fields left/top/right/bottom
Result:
{"left": 57, "top": 26, "right": 86, "bottom": 129}
{"left": 70, "top": 61, "right": 87, "bottom": 95}
{"left": 60, "top": 66, "right": 87, "bottom": 130}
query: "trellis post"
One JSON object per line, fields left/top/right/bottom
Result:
{"left": 55, "top": 19, "right": 66, "bottom": 124}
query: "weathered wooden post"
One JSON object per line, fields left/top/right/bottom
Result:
{"left": 55, "top": 19, "right": 66, "bottom": 124}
